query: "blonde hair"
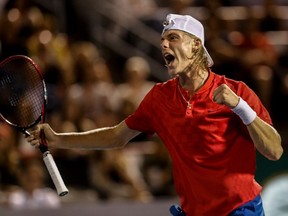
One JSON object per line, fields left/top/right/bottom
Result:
{"left": 184, "top": 33, "right": 209, "bottom": 72}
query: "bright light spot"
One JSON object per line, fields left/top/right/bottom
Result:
{"left": 39, "top": 30, "right": 52, "bottom": 44}
{"left": 7, "top": 8, "right": 20, "bottom": 22}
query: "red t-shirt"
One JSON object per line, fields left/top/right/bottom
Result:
{"left": 125, "top": 71, "right": 272, "bottom": 216}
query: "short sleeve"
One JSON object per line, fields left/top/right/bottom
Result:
{"left": 125, "top": 86, "right": 155, "bottom": 135}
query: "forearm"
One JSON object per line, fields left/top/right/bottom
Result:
{"left": 214, "top": 85, "right": 283, "bottom": 160}
{"left": 247, "top": 117, "right": 283, "bottom": 161}
{"left": 231, "top": 97, "right": 283, "bottom": 160}
{"left": 47, "top": 121, "right": 139, "bottom": 150}
{"left": 55, "top": 126, "right": 125, "bottom": 150}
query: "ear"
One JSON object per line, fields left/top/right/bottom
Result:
{"left": 194, "top": 38, "right": 201, "bottom": 48}
{"left": 191, "top": 38, "right": 201, "bottom": 54}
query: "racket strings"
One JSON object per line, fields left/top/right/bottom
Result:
{"left": 0, "top": 57, "right": 45, "bottom": 128}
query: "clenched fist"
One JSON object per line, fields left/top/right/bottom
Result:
{"left": 213, "top": 84, "right": 239, "bottom": 108}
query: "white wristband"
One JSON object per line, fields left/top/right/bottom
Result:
{"left": 231, "top": 97, "right": 257, "bottom": 125}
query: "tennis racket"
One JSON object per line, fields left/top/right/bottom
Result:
{"left": 0, "top": 55, "right": 69, "bottom": 196}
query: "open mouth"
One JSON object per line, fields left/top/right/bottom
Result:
{"left": 164, "top": 53, "right": 175, "bottom": 66}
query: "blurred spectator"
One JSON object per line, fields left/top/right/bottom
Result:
{"left": 142, "top": 136, "right": 175, "bottom": 197}
{"left": 205, "top": 14, "right": 243, "bottom": 80}
{"left": 89, "top": 147, "right": 154, "bottom": 202}
{"left": 0, "top": 121, "right": 19, "bottom": 191}
{"left": 0, "top": 0, "right": 34, "bottom": 58}
{"left": 68, "top": 41, "right": 120, "bottom": 126}
{"left": 87, "top": 56, "right": 155, "bottom": 203}
{"left": 117, "top": 56, "right": 155, "bottom": 117}
{"left": 8, "top": 159, "right": 61, "bottom": 209}
{"left": 231, "top": 9, "right": 278, "bottom": 111}
{"left": 55, "top": 41, "right": 124, "bottom": 196}
{"left": 117, "top": 56, "right": 155, "bottom": 200}
{"left": 51, "top": 96, "right": 94, "bottom": 191}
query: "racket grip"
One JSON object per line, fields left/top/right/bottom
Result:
{"left": 43, "top": 151, "right": 69, "bottom": 196}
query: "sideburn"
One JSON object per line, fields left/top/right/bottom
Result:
{"left": 185, "top": 34, "right": 209, "bottom": 71}
{"left": 188, "top": 47, "right": 208, "bottom": 72}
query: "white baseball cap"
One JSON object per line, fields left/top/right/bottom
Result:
{"left": 162, "top": 14, "right": 214, "bottom": 67}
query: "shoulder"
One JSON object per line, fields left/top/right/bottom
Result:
{"left": 212, "top": 72, "right": 251, "bottom": 93}
{"left": 153, "top": 77, "right": 177, "bottom": 92}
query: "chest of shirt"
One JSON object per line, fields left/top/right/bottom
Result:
{"left": 151, "top": 89, "right": 244, "bottom": 158}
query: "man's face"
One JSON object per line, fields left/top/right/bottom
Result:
{"left": 161, "top": 30, "right": 195, "bottom": 77}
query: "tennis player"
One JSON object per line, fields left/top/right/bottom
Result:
{"left": 28, "top": 14, "right": 283, "bottom": 216}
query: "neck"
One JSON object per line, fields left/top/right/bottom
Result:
{"left": 178, "top": 68, "right": 209, "bottom": 93}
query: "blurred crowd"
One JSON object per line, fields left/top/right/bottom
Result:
{"left": 0, "top": 0, "right": 288, "bottom": 210}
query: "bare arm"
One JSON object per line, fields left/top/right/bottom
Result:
{"left": 247, "top": 117, "right": 282, "bottom": 161}
{"left": 28, "top": 120, "right": 141, "bottom": 150}
{"left": 213, "top": 84, "right": 283, "bottom": 161}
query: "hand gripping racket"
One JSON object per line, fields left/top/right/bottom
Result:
{"left": 0, "top": 55, "right": 69, "bottom": 196}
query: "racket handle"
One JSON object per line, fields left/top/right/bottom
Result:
{"left": 43, "top": 151, "right": 69, "bottom": 196}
